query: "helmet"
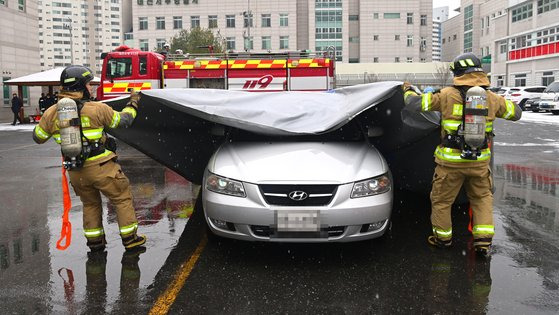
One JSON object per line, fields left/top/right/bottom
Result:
{"left": 449, "top": 53, "right": 483, "bottom": 77}
{"left": 60, "top": 65, "right": 94, "bottom": 92}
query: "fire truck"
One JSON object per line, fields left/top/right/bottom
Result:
{"left": 97, "top": 45, "right": 335, "bottom": 100}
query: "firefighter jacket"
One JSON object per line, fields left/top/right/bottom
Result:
{"left": 404, "top": 72, "right": 522, "bottom": 168}
{"left": 32, "top": 91, "right": 137, "bottom": 167}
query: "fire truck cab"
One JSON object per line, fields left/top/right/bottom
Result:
{"left": 98, "top": 45, "right": 335, "bottom": 100}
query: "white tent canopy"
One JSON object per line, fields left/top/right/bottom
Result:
{"left": 4, "top": 67, "right": 100, "bottom": 86}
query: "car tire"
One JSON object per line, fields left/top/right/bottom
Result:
{"left": 552, "top": 110, "right": 559, "bottom": 115}
{"left": 519, "top": 99, "right": 527, "bottom": 111}
{"left": 531, "top": 107, "right": 540, "bottom": 113}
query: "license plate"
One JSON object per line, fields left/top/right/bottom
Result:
{"left": 276, "top": 210, "right": 320, "bottom": 232}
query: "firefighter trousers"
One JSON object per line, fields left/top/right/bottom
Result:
{"left": 69, "top": 160, "right": 139, "bottom": 244}
{"left": 430, "top": 164, "right": 494, "bottom": 242}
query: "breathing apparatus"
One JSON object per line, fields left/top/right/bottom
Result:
{"left": 458, "top": 86, "right": 488, "bottom": 160}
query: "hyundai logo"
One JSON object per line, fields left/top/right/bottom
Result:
{"left": 288, "top": 190, "right": 308, "bottom": 201}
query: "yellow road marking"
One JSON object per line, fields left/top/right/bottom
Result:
{"left": 149, "top": 234, "right": 208, "bottom": 315}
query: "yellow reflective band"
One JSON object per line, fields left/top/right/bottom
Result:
{"left": 452, "top": 104, "right": 463, "bottom": 116}
{"left": 433, "top": 227, "right": 452, "bottom": 237}
{"left": 485, "top": 121, "right": 493, "bottom": 132}
{"left": 34, "top": 126, "right": 50, "bottom": 140}
{"left": 53, "top": 133, "right": 61, "bottom": 144}
{"left": 442, "top": 119, "right": 461, "bottom": 132}
{"left": 422, "top": 93, "right": 432, "bottom": 111}
{"left": 64, "top": 77, "right": 76, "bottom": 83}
{"left": 404, "top": 90, "right": 417, "bottom": 101}
{"left": 81, "top": 116, "right": 91, "bottom": 128}
{"left": 110, "top": 111, "right": 121, "bottom": 128}
{"left": 435, "top": 146, "right": 491, "bottom": 162}
{"left": 86, "top": 149, "right": 112, "bottom": 161}
{"left": 472, "top": 225, "right": 495, "bottom": 236}
{"left": 82, "top": 71, "right": 91, "bottom": 77}
{"left": 84, "top": 228, "right": 105, "bottom": 238}
{"left": 122, "top": 106, "right": 137, "bottom": 118}
{"left": 503, "top": 100, "right": 515, "bottom": 120}
{"left": 82, "top": 128, "right": 103, "bottom": 140}
{"left": 120, "top": 222, "right": 138, "bottom": 235}
{"left": 459, "top": 60, "right": 467, "bottom": 67}
{"left": 466, "top": 58, "right": 475, "bottom": 66}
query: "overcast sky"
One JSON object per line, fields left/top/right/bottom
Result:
{"left": 433, "top": 0, "right": 461, "bottom": 18}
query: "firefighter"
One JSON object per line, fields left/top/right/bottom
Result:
{"left": 32, "top": 65, "right": 146, "bottom": 252}
{"left": 403, "top": 53, "right": 522, "bottom": 256}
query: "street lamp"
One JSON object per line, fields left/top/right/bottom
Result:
{"left": 63, "top": 18, "right": 74, "bottom": 65}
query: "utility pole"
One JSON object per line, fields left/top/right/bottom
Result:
{"left": 243, "top": 0, "right": 252, "bottom": 51}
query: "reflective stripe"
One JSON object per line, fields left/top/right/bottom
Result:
{"left": 435, "top": 146, "right": 491, "bottom": 162}
{"left": 86, "top": 149, "right": 112, "bottom": 161}
{"left": 122, "top": 106, "right": 137, "bottom": 118}
{"left": 110, "top": 111, "right": 121, "bottom": 128}
{"left": 466, "top": 58, "right": 475, "bottom": 66}
{"left": 404, "top": 90, "right": 417, "bottom": 101}
{"left": 84, "top": 228, "right": 105, "bottom": 238}
{"left": 472, "top": 225, "right": 495, "bottom": 236}
{"left": 452, "top": 104, "right": 463, "bottom": 116}
{"left": 433, "top": 227, "right": 452, "bottom": 238}
{"left": 442, "top": 119, "right": 461, "bottom": 132}
{"left": 82, "top": 128, "right": 103, "bottom": 140}
{"left": 120, "top": 222, "right": 138, "bottom": 235}
{"left": 503, "top": 100, "right": 515, "bottom": 120}
{"left": 459, "top": 60, "right": 467, "bottom": 67}
{"left": 485, "top": 121, "right": 493, "bottom": 133}
{"left": 53, "top": 133, "right": 61, "bottom": 144}
{"left": 422, "top": 93, "right": 432, "bottom": 111}
{"left": 34, "top": 126, "right": 50, "bottom": 140}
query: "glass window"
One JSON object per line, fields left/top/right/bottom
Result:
{"left": 139, "top": 56, "right": 147, "bottom": 75}
{"left": 18, "top": 0, "right": 25, "bottom": 12}
{"left": 173, "top": 16, "right": 182, "bottom": 29}
{"left": 139, "top": 39, "right": 148, "bottom": 51}
{"left": 156, "top": 17, "right": 165, "bottom": 30}
{"left": 2, "top": 77, "right": 11, "bottom": 105}
{"left": 139, "top": 17, "right": 148, "bottom": 30}
{"left": 279, "top": 13, "right": 288, "bottom": 26}
{"left": 261, "top": 36, "right": 271, "bottom": 50}
{"left": 107, "top": 58, "right": 133, "bottom": 78}
{"left": 384, "top": 13, "right": 400, "bottom": 19}
{"left": 349, "top": 15, "right": 359, "bottom": 21}
{"left": 209, "top": 15, "right": 217, "bottom": 29}
{"left": 514, "top": 74, "right": 527, "bottom": 87}
{"left": 395, "top": 57, "right": 400, "bottom": 62}
{"left": 156, "top": 39, "right": 166, "bottom": 50}
{"left": 279, "top": 36, "right": 289, "bottom": 49}
{"left": 226, "top": 15, "right": 235, "bottom": 28}
{"left": 244, "top": 36, "right": 253, "bottom": 50}
{"left": 511, "top": 3, "right": 533, "bottom": 22}
{"left": 407, "top": 35, "right": 413, "bottom": 47}
{"left": 395, "top": 35, "right": 400, "bottom": 40}
{"left": 374, "top": 35, "right": 379, "bottom": 41}
{"left": 244, "top": 12, "right": 253, "bottom": 28}
{"left": 226, "top": 37, "right": 235, "bottom": 50}
{"left": 542, "top": 71, "right": 555, "bottom": 86}
{"left": 261, "top": 14, "right": 271, "bottom": 27}
{"left": 373, "top": 57, "right": 379, "bottom": 63}
{"left": 464, "top": 32, "right": 473, "bottom": 52}
{"left": 407, "top": 13, "right": 413, "bottom": 24}
{"left": 407, "top": 57, "right": 413, "bottom": 63}
{"left": 420, "top": 14, "right": 427, "bottom": 26}
{"left": 191, "top": 16, "right": 200, "bottom": 28}
{"left": 373, "top": 13, "right": 379, "bottom": 19}
{"left": 464, "top": 5, "right": 473, "bottom": 31}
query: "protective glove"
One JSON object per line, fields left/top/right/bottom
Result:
{"left": 127, "top": 90, "right": 141, "bottom": 109}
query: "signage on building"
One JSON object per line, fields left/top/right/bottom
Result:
{"left": 137, "top": 0, "right": 199, "bottom": 5}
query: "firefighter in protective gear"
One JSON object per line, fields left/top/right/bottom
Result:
{"left": 403, "top": 53, "right": 522, "bottom": 256}
{"left": 32, "top": 65, "right": 146, "bottom": 252}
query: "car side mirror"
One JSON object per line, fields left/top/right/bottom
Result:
{"left": 367, "top": 126, "right": 383, "bottom": 137}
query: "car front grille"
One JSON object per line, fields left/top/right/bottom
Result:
{"left": 258, "top": 184, "right": 338, "bottom": 206}
{"left": 251, "top": 225, "right": 345, "bottom": 238}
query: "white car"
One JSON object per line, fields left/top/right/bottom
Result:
{"left": 202, "top": 122, "right": 393, "bottom": 242}
{"left": 538, "top": 81, "right": 559, "bottom": 115}
{"left": 505, "top": 86, "right": 546, "bottom": 110}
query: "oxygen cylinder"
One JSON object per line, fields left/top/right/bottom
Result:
{"left": 463, "top": 86, "right": 487, "bottom": 150}
{"left": 57, "top": 98, "right": 82, "bottom": 158}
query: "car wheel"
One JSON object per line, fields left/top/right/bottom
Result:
{"left": 552, "top": 110, "right": 559, "bottom": 115}
{"left": 519, "top": 99, "right": 527, "bottom": 111}
{"left": 531, "top": 107, "right": 540, "bottom": 113}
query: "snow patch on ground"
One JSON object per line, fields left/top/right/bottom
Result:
{"left": 0, "top": 123, "right": 36, "bottom": 132}
{"left": 494, "top": 142, "right": 559, "bottom": 147}
{"left": 517, "top": 111, "right": 559, "bottom": 125}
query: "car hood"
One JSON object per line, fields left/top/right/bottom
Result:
{"left": 540, "top": 92, "right": 557, "bottom": 101}
{"left": 207, "top": 142, "right": 387, "bottom": 184}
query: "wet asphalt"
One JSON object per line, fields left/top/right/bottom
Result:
{"left": 0, "top": 111, "right": 558, "bottom": 314}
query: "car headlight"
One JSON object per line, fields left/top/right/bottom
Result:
{"left": 351, "top": 174, "right": 391, "bottom": 198}
{"left": 206, "top": 172, "right": 246, "bottom": 197}
{"left": 554, "top": 95, "right": 559, "bottom": 102}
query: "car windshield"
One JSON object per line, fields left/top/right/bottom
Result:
{"left": 544, "top": 82, "right": 559, "bottom": 93}
{"left": 508, "top": 88, "right": 520, "bottom": 93}
{"left": 227, "top": 122, "right": 365, "bottom": 143}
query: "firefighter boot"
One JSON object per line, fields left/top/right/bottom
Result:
{"left": 428, "top": 235, "right": 452, "bottom": 249}
{"left": 122, "top": 234, "right": 147, "bottom": 251}
{"left": 474, "top": 238, "right": 492, "bottom": 257}
{"left": 87, "top": 236, "right": 107, "bottom": 252}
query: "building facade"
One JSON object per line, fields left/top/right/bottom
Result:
{"left": 0, "top": 0, "right": 41, "bottom": 121}
{"left": 131, "top": 0, "right": 433, "bottom": 63}
{"left": 442, "top": 0, "right": 559, "bottom": 87}
{"left": 432, "top": 6, "right": 449, "bottom": 61}
{"left": 37, "top": 0, "right": 130, "bottom": 75}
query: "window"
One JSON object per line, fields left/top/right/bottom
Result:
{"left": 420, "top": 37, "right": 427, "bottom": 51}
{"left": 395, "top": 57, "right": 400, "bottom": 62}
{"left": 18, "top": 0, "right": 26, "bottom": 12}
{"left": 0, "top": 0, "right": 6, "bottom": 6}
{"left": 107, "top": 58, "right": 133, "bottom": 78}
{"left": 374, "top": 35, "right": 379, "bottom": 41}
{"left": 173, "top": 16, "right": 182, "bottom": 29}
{"left": 139, "top": 17, "right": 148, "bottom": 30}
{"left": 407, "top": 35, "right": 413, "bottom": 47}
{"left": 244, "top": 12, "right": 253, "bottom": 27}
{"left": 226, "top": 37, "right": 235, "bottom": 50}
{"left": 349, "top": 15, "right": 359, "bottom": 21}
{"left": 537, "top": 0, "right": 559, "bottom": 14}
{"left": 156, "top": 17, "right": 165, "bottom": 30}
{"left": 279, "top": 13, "right": 288, "bottom": 26}
{"left": 349, "top": 37, "right": 359, "bottom": 43}
{"left": 542, "top": 71, "right": 555, "bottom": 86}
{"left": 407, "top": 57, "right": 413, "bottom": 63}
{"left": 208, "top": 15, "right": 217, "bottom": 28}
{"left": 514, "top": 74, "right": 527, "bottom": 87}
{"left": 156, "top": 39, "right": 166, "bottom": 50}
{"left": 453, "top": 34, "right": 457, "bottom": 40}
{"left": 497, "top": 75, "right": 504, "bottom": 87}
{"left": 261, "top": 36, "right": 271, "bottom": 50}
{"left": 421, "top": 14, "right": 427, "bottom": 26}
{"left": 226, "top": 15, "right": 235, "bottom": 28}
{"left": 407, "top": 13, "right": 413, "bottom": 24}
{"left": 373, "top": 13, "right": 379, "bottom": 19}
{"left": 261, "top": 14, "right": 271, "bottom": 27}
{"left": 191, "top": 16, "right": 200, "bottom": 28}
{"left": 349, "top": 58, "right": 360, "bottom": 63}
{"left": 139, "top": 39, "right": 148, "bottom": 51}
{"left": 373, "top": 57, "right": 379, "bottom": 63}
{"left": 464, "top": 32, "right": 473, "bottom": 52}
{"left": 511, "top": 3, "right": 533, "bottom": 22}
{"left": 395, "top": 35, "right": 400, "bottom": 40}
{"left": 244, "top": 36, "right": 253, "bottom": 50}
{"left": 280, "top": 36, "right": 289, "bottom": 49}
{"left": 499, "top": 41, "right": 507, "bottom": 54}
{"left": 2, "top": 77, "right": 11, "bottom": 105}
{"left": 384, "top": 13, "right": 400, "bottom": 19}
{"left": 442, "top": 38, "right": 446, "bottom": 44}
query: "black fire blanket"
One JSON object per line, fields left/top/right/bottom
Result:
{"left": 106, "top": 82, "right": 441, "bottom": 193}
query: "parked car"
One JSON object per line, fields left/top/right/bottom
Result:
{"left": 524, "top": 97, "right": 541, "bottom": 112}
{"left": 494, "top": 87, "right": 511, "bottom": 96}
{"left": 538, "top": 81, "right": 559, "bottom": 115}
{"left": 505, "top": 86, "right": 547, "bottom": 110}
{"left": 202, "top": 122, "right": 393, "bottom": 242}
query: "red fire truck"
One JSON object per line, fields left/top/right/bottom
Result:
{"left": 97, "top": 45, "right": 335, "bottom": 100}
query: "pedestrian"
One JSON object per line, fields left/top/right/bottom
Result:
{"left": 46, "top": 92, "right": 55, "bottom": 110}
{"left": 32, "top": 65, "right": 146, "bottom": 252}
{"left": 39, "top": 93, "right": 47, "bottom": 113}
{"left": 403, "top": 53, "right": 523, "bottom": 257}
{"left": 11, "top": 93, "right": 23, "bottom": 125}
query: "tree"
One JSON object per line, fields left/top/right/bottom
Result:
{"left": 168, "top": 28, "right": 225, "bottom": 54}
{"left": 434, "top": 62, "right": 452, "bottom": 88}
